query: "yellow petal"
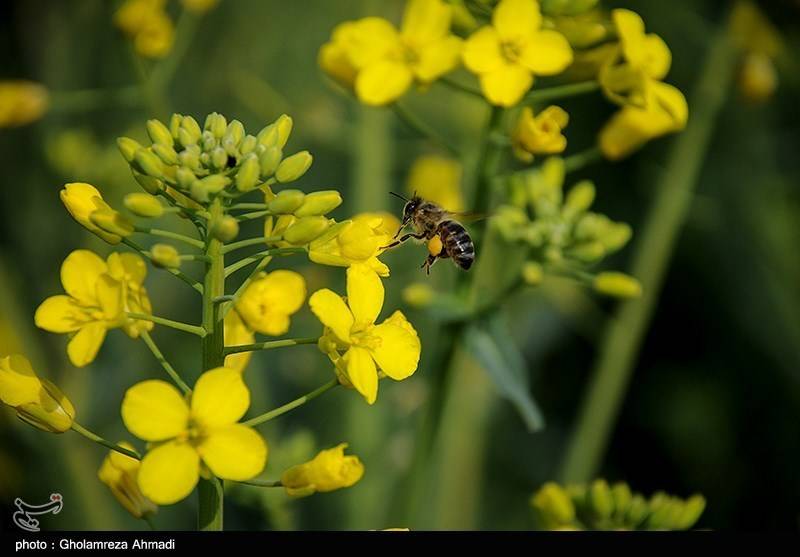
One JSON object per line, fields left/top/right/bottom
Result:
{"left": 224, "top": 311, "right": 254, "bottom": 373}
{"left": 401, "top": 0, "right": 452, "bottom": 45}
{"left": 197, "top": 424, "right": 267, "bottom": 481}
{"left": 67, "top": 321, "right": 107, "bottom": 367}
{"left": 138, "top": 440, "right": 199, "bottom": 505}
{"left": 650, "top": 81, "right": 688, "bottom": 128}
{"left": 613, "top": 9, "right": 645, "bottom": 62}
{"left": 463, "top": 26, "right": 504, "bottom": 73}
{"left": 371, "top": 321, "right": 421, "bottom": 380}
{"left": 520, "top": 30, "right": 573, "bottom": 75}
{"left": 107, "top": 252, "right": 147, "bottom": 287}
{"left": 346, "top": 264, "right": 384, "bottom": 328}
{"left": 61, "top": 250, "right": 108, "bottom": 305}
{"left": 190, "top": 367, "right": 250, "bottom": 428}
{"left": 0, "top": 354, "right": 41, "bottom": 407}
{"left": 95, "top": 275, "right": 124, "bottom": 322}
{"left": 121, "top": 379, "right": 189, "bottom": 441}
{"left": 355, "top": 60, "right": 414, "bottom": 106}
{"left": 493, "top": 0, "right": 541, "bottom": 42}
{"left": 34, "top": 295, "right": 88, "bottom": 333}
{"left": 344, "top": 347, "right": 378, "bottom": 405}
{"left": 259, "top": 270, "right": 307, "bottom": 316}
{"left": 480, "top": 63, "right": 533, "bottom": 107}
{"left": 413, "top": 35, "right": 463, "bottom": 83}
{"left": 309, "top": 289, "right": 354, "bottom": 344}
{"left": 345, "top": 17, "right": 403, "bottom": 69}
{"left": 641, "top": 34, "right": 671, "bottom": 80}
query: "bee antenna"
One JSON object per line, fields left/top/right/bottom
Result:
{"left": 389, "top": 191, "right": 409, "bottom": 202}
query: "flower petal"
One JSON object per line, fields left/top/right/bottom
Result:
{"left": 191, "top": 367, "right": 250, "bottom": 428}
{"left": 401, "top": 0, "right": 452, "bottom": 45}
{"left": 121, "top": 379, "right": 189, "bottom": 441}
{"left": 106, "top": 252, "right": 147, "bottom": 287}
{"left": 520, "top": 30, "right": 573, "bottom": 75}
{"left": 0, "top": 354, "right": 41, "bottom": 407}
{"left": 463, "top": 26, "right": 503, "bottom": 73}
{"left": 61, "top": 250, "right": 108, "bottom": 305}
{"left": 197, "top": 424, "right": 267, "bottom": 481}
{"left": 347, "top": 264, "right": 384, "bottom": 328}
{"left": 259, "top": 270, "right": 307, "bottom": 316}
{"left": 309, "top": 289, "right": 354, "bottom": 344}
{"left": 493, "top": 0, "right": 541, "bottom": 42}
{"left": 67, "top": 321, "right": 107, "bottom": 367}
{"left": 413, "top": 35, "right": 463, "bottom": 82}
{"left": 480, "top": 63, "right": 533, "bottom": 106}
{"left": 224, "top": 311, "right": 254, "bottom": 373}
{"left": 34, "top": 295, "right": 88, "bottom": 333}
{"left": 96, "top": 275, "right": 124, "bottom": 322}
{"left": 344, "top": 17, "right": 402, "bottom": 70}
{"left": 138, "top": 440, "right": 199, "bottom": 505}
{"left": 344, "top": 347, "right": 378, "bottom": 405}
{"left": 371, "top": 320, "right": 421, "bottom": 380}
{"left": 355, "top": 60, "right": 414, "bottom": 106}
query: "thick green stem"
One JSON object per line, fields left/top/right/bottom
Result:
{"left": 198, "top": 198, "right": 226, "bottom": 531}
{"left": 559, "top": 20, "right": 737, "bottom": 484}
{"left": 243, "top": 379, "right": 339, "bottom": 427}
{"left": 71, "top": 423, "right": 141, "bottom": 460}
{"left": 224, "top": 337, "right": 318, "bottom": 356}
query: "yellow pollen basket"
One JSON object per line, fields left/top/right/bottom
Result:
{"left": 427, "top": 235, "right": 443, "bottom": 256}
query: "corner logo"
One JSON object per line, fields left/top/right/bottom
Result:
{"left": 13, "top": 493, "right": 63, "bottom": 532}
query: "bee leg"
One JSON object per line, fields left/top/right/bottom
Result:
{"left": 421, "top": 254, "right": 437, "bottom": 275}
{"left": 382, "top": 232, "right": 426, "bottom": 250}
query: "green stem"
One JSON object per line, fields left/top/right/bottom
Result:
{"left": 559, "top": 18, "right": 737, "bottom": 484}
{"left": 563, "top": 146, "right": 603, "bottom": 173}
{"left": 392, "top": 103, "right": 459, "bottom": 156}
{"left": 71, "top": 423, "right": 141, "bottom": 460}
{"left": 198, "top": 198, "right": 226, "bottom": 531}
{"left": 135, "top": 226, "right": 204, "bottom": 249}
{"left": 220, "top": 254, "right": 273, "bottom": 319}
{"left": 140, "top": 331, "right": 191, "bottom": 394}
{"left": 473, "top": 106, "right": 505, "bottom": 227}
{"left": 143, "top": 515, "right": 157, "bottom": 530}
{"left": 228, "top": 203, "right": 268, "bottom": 211}
{"left": 224, "top": 248, "right": 305, "bottom": 277}
{"left": 236, "top": 210, "right": 271, "bottom": 222}
{"left": 236, "top": 479, "right": 283, "bottom": 488}
{"left": 126, "top": 312, "right": 206, "bottom": 337}
{"left": 123, "top": 238, "right": 203, "bottom": 294}
{"left": 525, "top": 80, "right": 599, "bottom": 105}
{"left": 221, "top": 236, "right": 280, "bottom": 254}
{"left": 224, "top": 337, "right": 318, "bottom": 356}
{"left": 439, "top": 76, "right": 483, "bottom": 99}
{"left": 243, "top": 379, "right": 339, "bottom": 427}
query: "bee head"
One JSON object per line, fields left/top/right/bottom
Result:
{"left": 402, "top": 196, "right": 421, "bottom": 226}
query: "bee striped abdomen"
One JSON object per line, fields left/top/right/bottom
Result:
{"left": 439, "top": 220, "right": 474, "bottom": 270}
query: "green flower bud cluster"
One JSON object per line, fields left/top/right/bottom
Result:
{"left": 531, "top": 480, "right": 706, "bottom": 531}
{"left": 497, "top": 157, "right": 631, "bottom": 265}
{"left": 117, "top": 112, "right": 314, "bottom": 206}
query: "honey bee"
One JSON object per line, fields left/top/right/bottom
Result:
{"left": 383, "top": 192, "right": 475, "bottom": 275}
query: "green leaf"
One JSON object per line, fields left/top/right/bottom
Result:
{"left": 464, "top": 315, "right": 545, "bottom": 431}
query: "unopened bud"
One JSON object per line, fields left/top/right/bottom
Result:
{"left": 268, "top": 189, "right": 305, "bottom": 214}
{"left": 206, "top": 112, "right": 227, "bottom": 139}
{"left": 199, "top": 174, "right": 231, "bottom": 193}
{"left": 563, "top": 180, "right": 595, "bottom": 220}
{"left": 283, "top": 216, "right": 329, "bottom": 244}
{"left": 235, "top": 155, "right": 261, "bottom": 192}
{"left": 274, "top": 114, "right": 293, "bottom": 148}
{"left": 276, "top": 151, "right": 312, "bottom": 183}
{"left": 179, "top": 116, "right": 202, "bottom": 144}
{"left": 133, "top": 149, "right": 165, "bottom": 178}
{"left": 132, "top": 170, "right": 164, "bottom": 194}
{"left": 569, "top": 241, "right": 605, "bottom": 262}
{"left": 169, "top": 113, "right": 182, "bottom": 140}
{"left": 588, "top": 479, "right": 614, "bottom": 520}
{"left": 90, "top": 210, "right": 134, "bottom": 238}
{"left": 294, "top": 190, "right": 342, "bottom": 217}
{"left": 402, "top": 283, "right": 434, "bottom": 307}
{"left": 211, "top": 216, "right": 240, "bottom": 242}
{"left": 176, "top": 167, "right": 196, "bottom": 189}
{"left": 152, "top": 143, "right": 178, "bottom": 165}
{"left": 531, "top": 482, "right": 576, "bottom": 527}
{"left": 150, "top": 243, "right": 181, "bottom": 269}
{"left": 178, "top": 147, "right": 200, "bottom": 170}
{"left": 225, "top": 120, "right": 244, "bottom": 146}
{"left": 211, "top": 146, "right": 228, "bottom": 170}
{"left": 146, "top": 119, "right": 173, "bottom": 147}
{"left": 593, "top": 272, "right": 642, "bottom": 299}
{"left": 124, "top": 193, "right": 163, "bottom": 218}
{"left": 239, "top": 134, "right": 257, "bottom": 156}
{"left": 259, "top": 146, "right": 282, "bottom": 178}
{"left": 521, "top": 261, "right": 544, "bottom": 285}
{"left": 117, "top": 137, "right": 143, "bottom": 163}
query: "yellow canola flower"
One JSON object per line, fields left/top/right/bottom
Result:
{"left": 309, "top": 265, "right": 421, "bottom": 404}
{"left": 235, "top": 271, "right": 306, "bottom": 336}
{"left": 224, "top": 311, "right": 254, "bottom": 373}
{"left": 121, "top": 367, "right": 267, "bottom": 505}
{"left": 598, "top": 79, "right": 688, "bottom": 160}
{"left": 34, "top": 250, "right": 153, "bottom": 367}
{"left": 308, "top": 214, "right": 398, "bottom": 277}
{"left": 738, "top": 52, "right": 777, "bottom": 104}
{"left": 114, "top": 0, "right": 174, "bottom": 59}
{"left": 319, "top": 0, "right": 463, "bottom": 105}
{"left": 60, "top": 183, "right": 123, "bottom": 244}
{"left": 406, "top": 155, "right": 465, "bottom": 213}
{"left": 0, "top": 80, "right": 49, "bottom": 128}
{"left": 463, "top": 0, "right": 573, "bottom": 106}
{"left": 281, "top": 443, "right": 364, "bottom": 497}
{"left": 511, "top": 105, "right": 569, "bottom": 162}
{"left": 98, "top": 443, "right": 157, "bottom": 518}
{"left": 0, "top": 354, "right": 75, "bottom": 433}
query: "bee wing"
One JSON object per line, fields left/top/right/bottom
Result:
{"left": 445, "top": 211, "right": 491, "bottom": 223}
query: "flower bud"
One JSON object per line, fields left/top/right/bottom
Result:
{"left": 239, "top": 134, "right": 257, "bottom": 156}
{"left": 738, "top": 53, "right": 777, "bottom": 104}
{"left": 521, "top": 261, "right": 544, "bottom": 285}
{"left": 274, "top": 114, "right": 293, "bottom": 148}
{"left": 276, "top": 151, "right": 312, "bottom": 183}
{"left": 593, "top": 271, "right": 642, "bottom": 298}
{"left": 599, "top": 222, "right": 632, "bottom": 252}
{"left": 211, "top": 146, "right": 228, "bottom": 170}
{"left": 563, "top": 180, "right": 595, "bottom": 220}
{"left": 225, "top": 119, "right": 244, "bottom": 146}
{"left": 210, "top": 216, "right": 240, "bottom": 242}
{"left": 179, "top": 115, "right": 202, "bottom": 144}
{"left": 117, "top": 136, "right": 143, "bottom": 163}
{"left": 588, "top": 479, "right": 614, "bottom": 520}
{"left": 235, "top": 154, "right": 261, "bottom": 192}
{"left": 259, "top": 146, "right": 282, "bottom": 178}
{"left": 268, "top": 189, "right": 306, "bottom": 214}
{"left": 132, "top": 170, "right": 164, "bottom": 195}
{"left": 675, "top": 494, "right": 705, "bottom": 530}
{"left": 150, "top": 243, "right": 181, "bottom": 269}
{"left": 60, "top": 182, "right": 122, "bottom": 244}
{"left": 283, "top": 216, "right": 330, "bottom": 244}
{"left": 152, "top": 143, "right": 178, "bottom": 165}
{"left": 178, "top": 127, "right": 197, "bottom": 148}
{"left": 169, "top": 113, "right": 182, "bottom": 140}
{"left": 90, "top": 209, "right": 135, "bottom": 238}
{"left": 124, "top": 193, "right": 163, "bottom": 218}
{"left": 569, "top": 241, "right": 605, "bottom": 262}
{"left": 146, "top": 119, "right": 173, "bottom": 147}
{"left": 626, "top": 494, "right": 649, "bottom": 527}
{"left": 402, "top": 283, "right": 434, "bottom": 308}
{"left": 133, "top": 148, "right": 165, "bottom": 178}
{"left": 531, "top": 482, "right": 576, "bottom": 528}
{"left": 201, "top": 130, "right": 217, "bottom": 152}
{"left": 281, "top": 443, "right": 364, "bottom": 497}
{"left": 611, "top": 482, "right": 633, "bottom": 520}
{"left": 205, "top": 112, "right": 227, "bottom": 138}
{"left": 200, "top": 174, "right": 231, "bottom": 193}
{"left": 256, "top": 123, "right": 279, "bottom": 148}
{"left": 98, "top": 443, "right": 157, "bottom": 519}
{"left": 176, "top": 167, "right": 196, "bottom": 190}
{"left": 178, "top": 146, "right": 201, "bottom": 170}
{"left": 294, "top": 190, "right": 342, "bottom": 217}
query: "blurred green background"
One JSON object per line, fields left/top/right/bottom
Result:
{"left": 1, "top": 0, "right": 799, "bottom": 531}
